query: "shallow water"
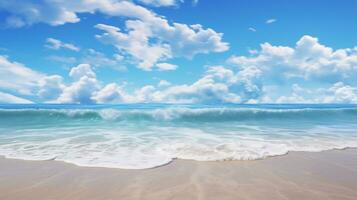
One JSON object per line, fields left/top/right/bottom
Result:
{"left": 0, "top": 104, "right": 357, "bottom": 169}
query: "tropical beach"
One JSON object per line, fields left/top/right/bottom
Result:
{"left": 1, "top": 0, "right": 357, "bottom": 199}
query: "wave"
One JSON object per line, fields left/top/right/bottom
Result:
{"left": 1, "top": 105, "right": 357, "bottom": 169}
{"left": 1, "top": 107, "right": 357, "bottom": 122}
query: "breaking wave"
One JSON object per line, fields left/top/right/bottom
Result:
{"left": 1, "top": 106, "right": 357, "bottom": 122}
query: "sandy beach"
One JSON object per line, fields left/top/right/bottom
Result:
{"left": 0, "top": 149, "right": 357, "bottom": 200}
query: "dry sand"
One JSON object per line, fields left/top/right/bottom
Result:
{"left": 1, "top": 149, "right": 357, "bottom": 200}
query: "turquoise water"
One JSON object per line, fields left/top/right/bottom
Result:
{"left": 0, "top": 104, "right": 357, "bottom": 169}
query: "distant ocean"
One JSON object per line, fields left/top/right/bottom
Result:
{"left": 0, "top": 104, "right": 357, "bottom": 169}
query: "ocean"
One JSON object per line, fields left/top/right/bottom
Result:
{"left": 0, "top": 104, "right": 357, "bottom": 169}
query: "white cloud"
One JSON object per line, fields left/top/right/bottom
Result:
{"left": 136, "top": 0, "right": 181, "bottom": 7}
{"left": 323, "top": 82, "right": 357, "bottom": 103}
{"left": 2, "top": 54, "right": 356, "bottom": 104}
{"left": 95, "top": 14, "right": 228, "bottom": 70}
{"left": 133, "top": 85, "right": 157, "bottom": 102}
{"left": 158, "top": 80, "right": 171, "bottom": 87}
{"left": 38, "top": 75, "right": 65, "bottom": 100}
{"left": 228, "top": 35, "right": 357, "bottom": 83}
{"left": 262, "top": 82, "right": 357, "bottom": 104}
{"left": 45, "top": 38, "right": 80, "bottom": 52}
{"left": 0, "top": 92, "right": 33, "bottom": 104}
{"left": 95, "top": 21, "right": 228, "bottom": 70}
{"left": 128, "top": 65, "right": 262, "bottom": 103}
{"left": 0, "top": 58, "right": 124, "bottom": 104}
{"left": 275, "top": 84, "right": 311, "bottom": 103}
{"left": 69, "top": 63, "right": 96, "bottom": 80}
{"left": 0, "top": 55, "right": 44, "bottom": 95}
{"left": 57, "top": 76, "right": 99, "bottom": 104}
{"left": 55, "top": 64, "right": 99, "bottom": 104}
{"left": 0, "top": 1, "right": 228, "bottom": 71}
{"left": 56, "top": 64, "right": 126, "bottom": 104}
{"left": 3, "top": 33, "right": 357, "bottom": 104}
{"left": 92, "top": 83, "right": 127, "bottom": 103}
{"left": 95, "top": 23, "right": 170, "bottom": 70}
{"left": 248, "top": 27, "right": 256, "bottom": 32}
{"left": 266, "top": 18, "right": 277, "bottom": 24}
{"left": 0, "top": 0, "right": 198, "bottom": 27}
{"left": 50, "top": 63, "right": 261, "bottom": 104}
{"left": 226, "top": 35, "right": 357, "bottom": 103}
{"left": 0, "top": 55, "right": 254, "bottom": 104}
{"left": 156, "top": 63, "right": 178, "bottom": 71}
{"left": 0, "top": 0, "right": 155, "bottom": 27}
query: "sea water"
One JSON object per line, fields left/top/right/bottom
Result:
{"left": 0, "top": 104, "right": 357, "bottom": 169}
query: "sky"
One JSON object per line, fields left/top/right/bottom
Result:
{"left": 0, "top": 0, "right": 357, "bottom": 104}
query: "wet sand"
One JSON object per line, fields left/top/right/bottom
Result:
{"left": 1, "top": 149, "right": 357, "bottom": 200}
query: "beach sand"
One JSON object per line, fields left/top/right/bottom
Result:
{"left": 1, "top": 149, "right": 357, "bottom": 200}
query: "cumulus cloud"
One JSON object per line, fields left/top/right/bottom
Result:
{"left": 69, "top": 63, "right": 96, "bottom": 80}
{"left": 54, "top": 64, "right": 99, "bottom": 104}
{"left": 274, "top": 84, "right": 312, "bottom": 103}
{"left": 323, "top": 82, "right": 357, "bottom": 103}
{"left": 228, "top": 35, "right": 357, "bottom": 83}
{"left": 262, "top": 82, "right": 357, "bottom": 104}
{"left": 46, "top": 63, "right": 261, "bottom": 104}
{"left": 55, "top": 64, "right": 126, "bottom": 104}
{"left": 92, "top": 83, "right": 127, "bottom": 103}
{"left": 45, "top": 38, "right": 80, "bottom": 52}
{"left": 226, "top": 35, "right": 357, "bottom": 103}
{"left": 38, "top": 75, "right": 65, "bottom": 100}
{"left": 56, "top": 66, "right": 98, "bottom": 104}
{"left": 57, "top": 76, "right": 99, "bottom": 104}
{"left": 95, "top": 23, "right": 171, "bottom": 71}
{"left": 127, "top": 65, "right": 262, "bottom": 103}
{"left": 1, "top": 55, "right": 258, "bottom": 104}
{"left": 95, "top": 18, "right": 228, "bottom": 70}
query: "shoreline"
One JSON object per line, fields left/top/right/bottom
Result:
{"left": 1, "top": 149, "right": 357, "bottom": 199}
{"left": 1, "top": 146, "right": 356, "bottom": 170}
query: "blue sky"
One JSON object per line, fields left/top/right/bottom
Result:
{"left": 0, "top": 0, "right": 357, "bottom": 104}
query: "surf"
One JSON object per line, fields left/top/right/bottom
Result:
{"left": 0, "top": 104, "right": 357, "bottom": 169}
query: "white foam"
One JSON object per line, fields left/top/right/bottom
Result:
{"left": 1, "top": 123, "right": 357, "bottom": 169}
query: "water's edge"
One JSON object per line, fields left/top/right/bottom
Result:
{"left": 1, "top": 147, "right": 356, "bottom": 170}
